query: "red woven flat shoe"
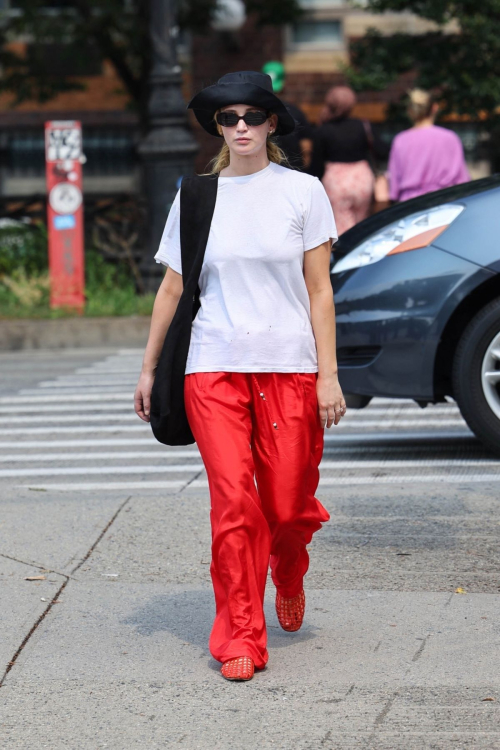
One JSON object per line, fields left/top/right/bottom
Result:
{"left": 221, "top": 656, "right": 255, "bottom": 681}
{"left": 276, "top": 590, "right": 305, "bottom": 632}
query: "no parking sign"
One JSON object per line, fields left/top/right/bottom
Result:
{"left": 45, "top": 121, "right": 85, "bottom": 311}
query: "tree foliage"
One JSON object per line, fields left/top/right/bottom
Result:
{"left": 0, "top": 0, "right": 302, "bottom": 114}
{"left": 346, "top": 0, "right": 500, "bottom": 119}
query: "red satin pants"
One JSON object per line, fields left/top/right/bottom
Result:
{"left": 184, "top": 372, "right": 330, "bottom": 669}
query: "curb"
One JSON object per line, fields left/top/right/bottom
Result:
{"left": 0, "top": 316, "right": 151, "bottom": 351}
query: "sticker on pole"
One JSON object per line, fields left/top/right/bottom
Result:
{"left": 53, "top": 214, "right": 76, "bottom": 230}
{"left": 46, "top": 124, "right": 82, "bottom": 162}
{"left": 49, "top": 183, "right": 82, "bottom": 215}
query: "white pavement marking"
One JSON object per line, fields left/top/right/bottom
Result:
{"left": 1, "top": 393, "right": 132, "bottom": 404}
{"left": 335, "top": 418, "right": 464, "bottom": 428}
{"left": 0, "top": 425, "right": 149, "bottom": 435}
{"left": 38, "top": 379, "right": 138, "bottom": 387}
{"left": 1, "top": 454, "right": 497, "bottom": 469}
{"left": 2, "top": 413, "right": 466, "bottom": 426}
{"left": 0, "top": 414, "right": 139, "bottom": 424}
{"left": 0, "top": 438, "right": 161, "bottom": 449}
{"left": 0, "top": 402, "right": 461, "bottom": 417}
{"left": 18, "top": 388, "right": 133, "bottom": 396}
{"left": 319, "top": 474, "right": 500, "bottom": 486}
{"left": 187, "top": 474, "right": 500, "bottom": 489}
{"left": 2, "top": 349, "right": 487, "bottom": 495}
{"left": 0, "top": 450, "right": 199, "bottom": 462}
{"left": 343, "top": 408, "right": 461, "bottom": 417}
{"left": 19, "top": 473, "right": 500, "bottom": 491}
{"left": 320, "top": 458, "right": 500, "bottom": 469}
{"left": 0, "top": 464, "right": 203, "bottom": 478}
{"left": 74, "top": 367, "right": 142, "bottom": 374}
{"left": 0, "top": 403, "right": 133, "bottom": 414}
{"left": 19, "top": 481, "right": 188, "bottom": 490}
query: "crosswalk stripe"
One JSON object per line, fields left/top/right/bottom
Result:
{"left": 0, "top": 414, "right": 140, "bottom": 424}
{"left": 21, "top": 473, "right": 500, "bottom": 492}
{"left": 0, "top": 417, "right": 465, "bottom": 430}
{"left": 0, "top": 450, "right": 199, "bottom": 462}
{"left": 19, "top": 388, "right": 134, "bottom": 396}
{"left": 75, "top": 367, "right": 142, "bottom": 373}
{"left": 1, "top": 402, "right": 461, "bottom": 418}
{"left": 0, "top": 403, "right": 133, "bottom": 414}
{"left": 0, "top": 425, "right": 149, "bottom": 435}
{"left": 187, "top": 474, "right": 500, "bottom": 488}
{"left": 38, "top": 381, "right": 137, "bottom": 389}
{"left": 0, "top": 464, "right": 203, "bottom": 478}
{"left": 0, "top": 438, "right": 161, "bottom": 449}
{"left": 1, "top": 453, "right": 498, "bottom": 468}
{"left": 320, "top": 458, "right": 500, "bottom": 469}
{"left": 0, "top": 411, "right": 464, "bottom": 425}
{"left": 1, "top": 393, "right": 132, "bottom": 404}
{"left": 321, "top": 474, "right": 500, "bottom": 485}
{"left": 0, "top": 452, "right": 497, "bottom": 469}
{"left": 2, "top": 348, "right": 489, "bottom": 494}
{"left": 20, "top": 481, "right": 189, "bottom": 490}
{"left": 335, "top": 418, "right": 464, "bottom": 428}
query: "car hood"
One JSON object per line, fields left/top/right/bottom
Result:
{"left": 333, "top": 175, "right": 500, "bottom": 265}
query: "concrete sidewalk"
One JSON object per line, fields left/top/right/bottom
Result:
{"left": 1, "top": 479, "right": 499, "bottom": 749}
{"left": 0, "top": 316, "right": 150, "bottom": 351}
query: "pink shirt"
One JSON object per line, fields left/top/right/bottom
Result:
{"left": 388, "top": 125, "right": 470, "bottom": 202}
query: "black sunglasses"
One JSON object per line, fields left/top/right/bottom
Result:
{"left": 216, "top": 110, "right": 269, "bottom": 127}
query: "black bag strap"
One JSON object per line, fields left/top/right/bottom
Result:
{"left": 180, "top": 174, "right": 219, "bottom": 307}
{"left": 151, "top": 173, "right": 218, "bottom": 421}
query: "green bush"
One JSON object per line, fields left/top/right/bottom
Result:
{"left": 84, "top": 250, "right": 155, "bottom": 317}
{"left": 0, "top": 222, "right": 48, "bottom": 276}
{"left": 0, "top": 230, "right": 156, "bottom": 318}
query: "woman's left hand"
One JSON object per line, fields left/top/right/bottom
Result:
{"left": 317, "top": 374, "right": 347, "bottom": 428}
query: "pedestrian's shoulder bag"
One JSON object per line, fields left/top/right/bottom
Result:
{"left": 150, "top": 173, "right": 219, "bottom": 446}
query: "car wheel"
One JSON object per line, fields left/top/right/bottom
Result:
{"left": 452, "top": 298, "right": 500, "bottom": 455}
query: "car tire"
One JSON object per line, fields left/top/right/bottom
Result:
{"left": 452, "top": 297, "right": 500, "bottom": 455}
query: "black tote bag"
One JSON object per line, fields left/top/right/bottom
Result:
{"left": 150, "top": 174, "right": 219, "bottom": 446}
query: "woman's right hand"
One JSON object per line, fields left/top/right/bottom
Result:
{"left": 134, "top": 371, "right": 155, "bottom": 422}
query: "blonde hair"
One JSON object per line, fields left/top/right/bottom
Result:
{"left": 207, "top": 110, "right": 289, "bottom": 174}
{"left": 407, "top": 89, "right": 435, "bottom": 123}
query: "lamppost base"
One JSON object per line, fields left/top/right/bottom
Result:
{"left": 139, "top": 125, "right": 199, "bottom": 291}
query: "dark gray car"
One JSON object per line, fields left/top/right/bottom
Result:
{"left": 330, "top": 175, "right": 500, "bottom": 454}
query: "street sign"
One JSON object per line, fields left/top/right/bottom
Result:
{"left": 45, "top": 121, "right": 85, "bottom": 311}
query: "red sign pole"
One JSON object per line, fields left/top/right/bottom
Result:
{"left": 45, "top": 121, "right": 85, "bottom": 311}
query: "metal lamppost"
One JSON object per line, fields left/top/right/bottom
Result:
{"left": 138, "top": 0, "right": 199, "bottom": 290}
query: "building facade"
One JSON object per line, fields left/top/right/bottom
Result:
{"left": 0, "top": 0, "right": 490, "bottom": 200}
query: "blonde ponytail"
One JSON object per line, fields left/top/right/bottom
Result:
{"left": 407, "top": 89, "right": 435, "bottom": 123}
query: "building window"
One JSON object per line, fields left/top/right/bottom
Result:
{"left": 291, "top": 19, "right": 342, "bottom": 47}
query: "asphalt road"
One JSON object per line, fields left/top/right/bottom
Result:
{"left": 1, "top": 348, "right": 499, "bottom": 749}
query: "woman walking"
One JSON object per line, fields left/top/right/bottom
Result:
{"left": 134, "top": 71, "right": 345, "bottom": 682}
{"left": 388, "top": 89, "right": 470, "bottom": 202}
{"left": 308, "top": 85, "right": 387, "bottom": 235}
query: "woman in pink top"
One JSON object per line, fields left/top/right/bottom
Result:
{"left": 388, "top": 89, "right": 470, "bottom": 202}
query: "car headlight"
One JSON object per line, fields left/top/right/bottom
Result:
{"left": 332, "top": 203, "right": 465, "bottom": 274}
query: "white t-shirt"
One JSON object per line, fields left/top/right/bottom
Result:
{"left": 154, "top": 161, "right": 337, "bottom": 374}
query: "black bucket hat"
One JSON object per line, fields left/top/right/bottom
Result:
{"left": 187, "top": 70, "right": 296, "bottom": 138}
